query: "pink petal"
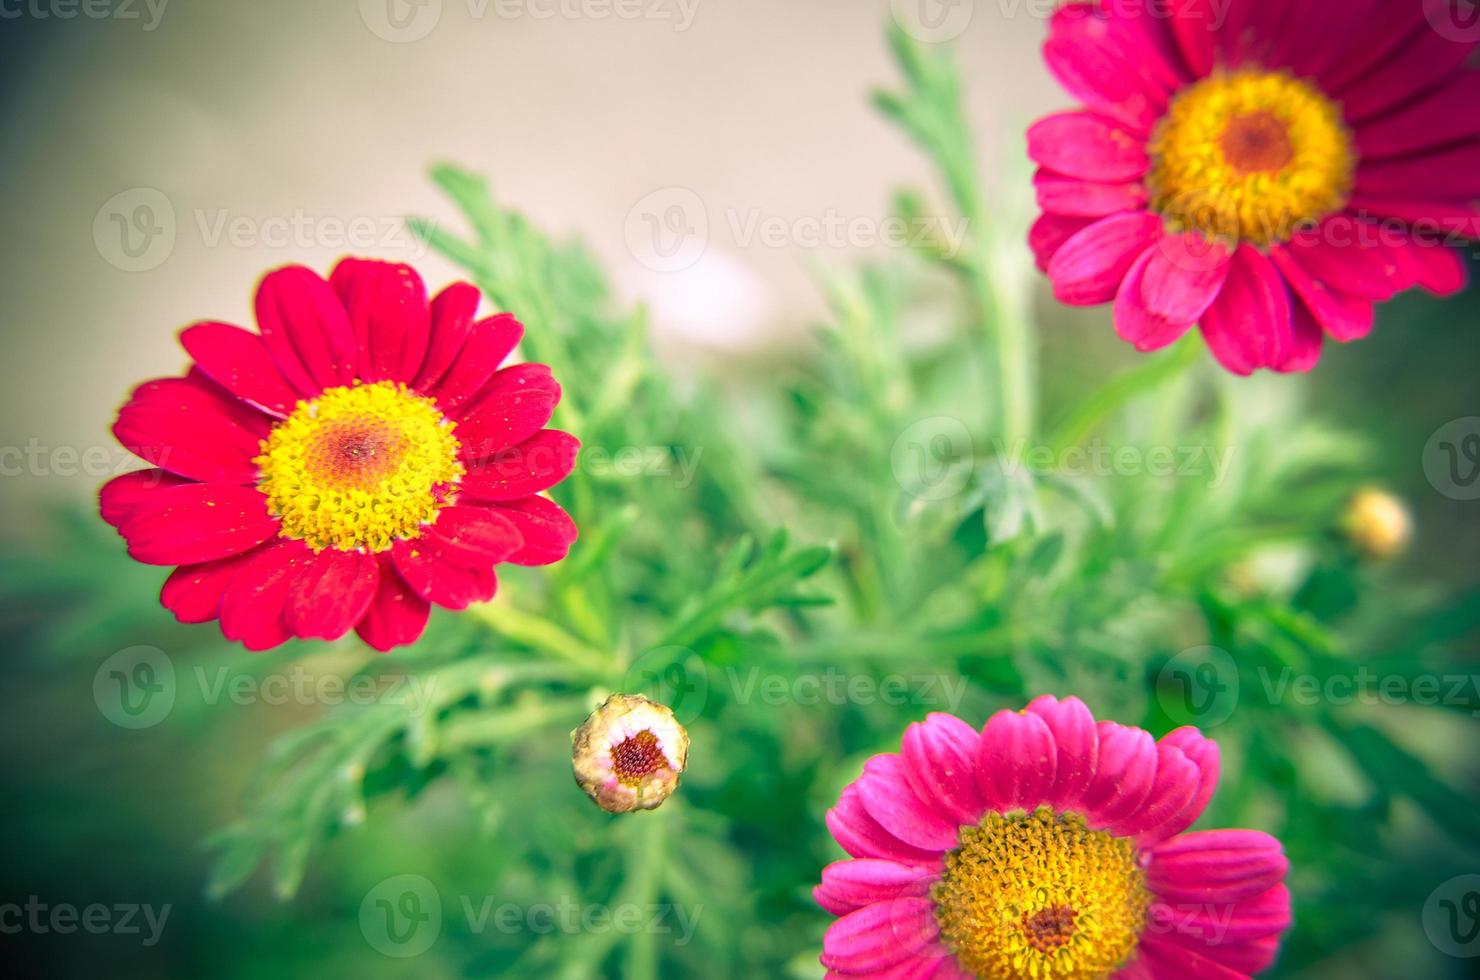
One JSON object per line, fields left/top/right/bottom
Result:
{"left": 1141, "top": 233, "right": 1232, "bottom": 323}
{"left": 253, "top": 265, "right": 358, "bottom": 395}
{"left": 219, "top": 538, "right": 313, "bottom": 652}
{"left": 414, "top": 282, "right": 481, "bottom": 391}
{"left": 426, "top": 313, "right": 524, "bottom": 416}
{"left": 901, "top": 712, "right": 986, "bottom": 828}
{"left": 1118, "top": 744, "right": 1200, "bottom": 846}
{"left": 857, "top": 754, "right": 962, "bottom": 852}
{"left": 1080, "top": 721, "right": 1157, "bottom": 831}
{"left": 160, "top": 549, "right": 260, "bottom": 623}
{"left": 99, "top": 469, "right": 192, "bottom": 529}
{"left": 1115, "top": 250, "right": 1198, "bottom": 353}
{"left": 1338, "top": 18, "right": 1477, "bottom": 124}
{"left": 1282, "top": 221, "right": 1412, "bottom": 301}
{"left": 1275, "top": 301, "right": 1326, "bottom": 374}
{"left": 285, "top": 547, "right": 380, "bottom": 641}
{"left": 460, "top": 429, "right": 580, "bottom": 501}
{"left": 457, "top": 364, "right": 561, "bottom": 462}
{"left": 1358, "top": 143, "right": 1480, "bottom": 200}
{"left": 1043, "top": 5, "right": 1170, "bottom": 135}
{"left": 976, "top": 709, "right": 1057, "bottom": 813}
{"left": 329, "top": 258, "right": 431, "bottom": 384}
{"left": 825, "top": 785, "right": 944, "bottom": 868}
{"left": 1026, "top": 695, "right": 1099, "bottom": 809}
{"left": 180, "top": 321, "right": 300, "bottom": 418}
{"left": 1269, "top": 246, "right": 1374, "bottom": 343}
{"left": 1135, "top": 934, "right": 1253, "bottom": 980}
{"left": 1391, "top": 240, "right": 1471, "bottom": 297}
{"left": 819, "top": 897, "right": 940, "bottom": 973}
{"left": 1030, "top": 213, "right": 1095, "bottom": 272}
{"left": 1146, "top": 829, "right": 1288, "bottom": 905}
{"left": 1027, "top": 112, "right": 1150, "bottom": 183}
{"left": 117, "top": 484, "right": 280, "bottom": 566}
{"left": 1142, "top": 728, "right": 1220, "bottom": 840}
{"left": 1034, "top": 171, "right": 1150, "bottom": 218}
{"left": 112, "top": 375, "right": 270, "bottom": 483}
{"left": 1202, "top": 935, "right": 1282, "bottom": 975}
{"left": 1048, "top": 212, "right": 1163, "bottom": 306}
{"left": 1354, "top": 75, "right": 1480, "bottom": 159}
{"left": 490, "top": 495, "right": 579, "bottom": 566}
{"left": 814, "top": 859, "right": 935, "bottom": 916}
{"left": 1168, "top": 0, "right": 1218, "bottom": 76}
{"left": 1198, "top": 245, "right": 1291, "bottom": 375}
{"left": 356, "top": 555, "right": 432, "bottom": 652}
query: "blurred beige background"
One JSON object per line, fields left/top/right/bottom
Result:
{"left": 0, "top": 0, "right": 1061, "bottom": 519}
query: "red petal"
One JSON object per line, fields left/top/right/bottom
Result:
{"left": 489, "top": 495, "right": 578, "bottom": 566}
{"left": 161, "top": 549, "right": 261, "bottom": 623}
{"left": 414, "top": 282, "right": 480, "bottom": 391}
{"left": 1029, "top": 214, "right": 1095, "bottom": 272}
{"left": 1269, "top": 246, "right": 1374, "bottom": 343}
{"left": 285, "top": 547, "right": 380, "bottom": 641}
{"left": 254, "top": 265, "right": 358, "bottom": 395}
{"left": 180, "top": 321, "right": 300, "bottom": 418}
{"left": 460, "top": 429, "right": 580, "bottom": 501}
{"left": 426, "top": 314, "right": 524, "bottom": 416}
{"left": 1034, "top": 171, "right": 1150, "bottom": 218}
{"left": 1198, "top": 245, "right": 1292, "bottom": 375}
{"left": 356, "top": 555, "right": 431, "bottom": 652}
{"left": 113, "top": 375, "right": 269, "bottom": 483}
{"left": 99, "top": 469, "right": 192, "bottom": 528}
{"left": 1047, "top": 211, "right": 1163, "bottom": 306}
{"left": 457, "top": 364, "right": 560, "bottom": 461}
{"left": 329, "top": 258, "right": 431, "bottom": 384}
{"left": 1026, "top": 112, "right": 1150, "bottom": 183}
{"left": 425, "top": 505, "right": 523, "bottom": 565}
{"left": 219, "top": 538, "right": 313, "bottom": 651}
{"left": 118, "top": 484, "right": 280, "bottom": 566}
{"left": 391, "top": 538, "right": 498, "bottom": 610}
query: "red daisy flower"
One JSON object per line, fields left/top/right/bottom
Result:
{"left": 100, "top": 259, "right": 580, "bottom": 652}
{"left": 816, "top": 698, "right": 1292, "bottom": 979}
{"left": 1030, "top": 0, "right": 1478, "bottom": 374}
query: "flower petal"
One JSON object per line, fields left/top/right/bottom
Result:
{"left": 1048, "top": 212, "right": 1163, "bottom": 306}
{"left": 112, "top": 375, "right": 270, "bottom": 483}
{"left": 1198, "top": 245, "right": 1291, "bottom": 375}
{"left": 117, "top": 483, "right": 279, "bottom": 566}
{"left": 180, "top": 321, "right": 300, "bottom": 418}
{"left": 819, "top": 897, "right": 940, "bottom": 974}
{"left": 460, "top": 430, "right": 580, "bottom": 501}
{"left": 1030, "top": 214, "right": 1095, "bottom": 272}
{"left": 330, "top": 258, "right": 432, "bottom": 384}
{"left": 219, "top": 538, "right": 313, "bottom": 652}
{"left": 1146, "top": 829, "right": 1288, "bottom": 906}
{"left": 457, "top": 364, "right": 561, "bottom": 462}
{"left": 426, "top": 313, "right": 525, "bottom": 416}
{"left": 253, "top": 265, "right": 358, "bottom": 395}
{"left": 391, "top": 537, "right": 499, "bottom": 610}
{"left": 160, "top": 549, "right": 261, "bottom": 624}
{"left": 976, "top": 708, "right": 1057, "bottom": 813}
{"left": 825, "top": 785, "right": 943, "bottom": 867}
{"left": 1034, "top": 171, "right": 1150, "bottom": 218}
{"left": 426, "top": 505, "right": 524, "bottom": 566}
{"left": 1027, "top": 112, "right": 1150, "bottom": 183}
{"left": 99, "top": 469, "right": 192, "bottom": 529}
{"left": 901, "top": 712, "right": 986, "bottom": 828}
{"left": 415, "top": 282, "right": 481, "bottom": 391}
{"left": 285, "top": 547, "right": 380, "bottom": 641}
{"left": 1269, "top": 246, "right": 1374, "bottom": 343}
{"left": 814, "top": 859, "right": 935, "bottom": 917}
{"left": 1081, "top": 721, "right": 1157, "bottom": 831}
{"left": 356, "top": 555, "right": 432, "bottom": 652}
{"left": 490, "top": 495, "right": 579, "bottom": 566}
{"left": 858, "top": 754, "right": 962, "bottom": 852}
{"left": 1026, "top": 695, "right": 1099, "bottom": 810}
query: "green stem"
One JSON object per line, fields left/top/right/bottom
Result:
{"left": 469, "top": 602, "right": 614, "bottom": 680}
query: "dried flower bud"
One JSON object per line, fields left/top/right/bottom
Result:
{"left": 1342, "top": 487, "right": 1412, "bottom": 559}
{"left": 571, "top": 694, "right": 689, "bottom": 813}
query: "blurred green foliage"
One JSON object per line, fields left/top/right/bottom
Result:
{"left": 3, "top": 25, "right": 1478, "bottom": 980}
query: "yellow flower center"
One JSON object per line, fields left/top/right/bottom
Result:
{"left": 933, "top": 808, "right": 1149, "bottom": 980}
{"left": 1147, "top": 71, "right": 1355, "bottom": 246}
{"left": 255, "top": 381, "right": 463, "bottom": 552}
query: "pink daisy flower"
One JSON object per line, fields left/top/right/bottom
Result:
{"left": 1030, "top": 0, "right": 1478, "bottom": 374}
{"left": 100, "top": 259, "right": 579, "bottom": 652}
{"left": 815, "top": 697, "right": 1291, "bottom": 979}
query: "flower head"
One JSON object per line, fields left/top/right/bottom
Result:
{"left": 572, "top": 694, "right": 689, "bottom": 813}
{"left": 101, "top": 259, "right": 580, "bottom": 652}
{"left": 1030, "top": 0, "right": 1477, "bottom": 374}
{"left": 816, "top": 697, "right": 1291, "bottom": 978}
{"left": 1343, "top": 486, "right": 1412, "bottom": 559}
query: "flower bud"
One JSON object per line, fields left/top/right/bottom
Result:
{"left": 1342, "top": 487, "right": 1411, "bottom": 559}
{"left": 571, "top": 694, "right": 689, "bottom": 813}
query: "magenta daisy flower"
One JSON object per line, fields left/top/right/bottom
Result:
{"left": 815, "top": 697, "right": 1291, "bottom": 978}
{"left": 1030, "top": 0, "right": 1478, "bottom": 373}
{"left": 100, "top": 259, "right": 579, "bottom": 652}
